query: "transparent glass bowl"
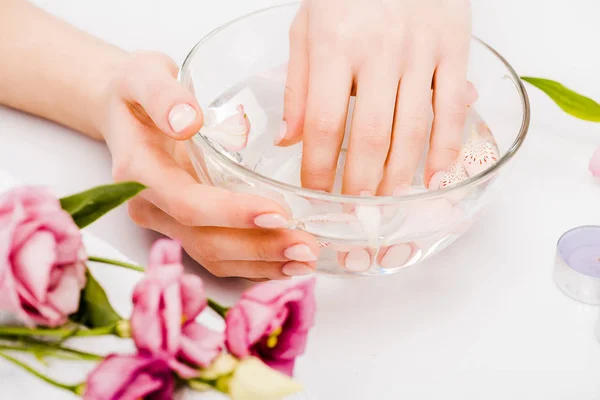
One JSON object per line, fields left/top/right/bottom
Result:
{"left": 181, "top": 3, "right": 530, "bottom": 277}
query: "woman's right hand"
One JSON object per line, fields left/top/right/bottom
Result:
{"left": 99, "top": 51, "right": 319, "bottom": 280}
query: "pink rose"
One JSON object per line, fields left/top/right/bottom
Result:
{"left": 84, "top": 354, "right": 174, "bottom": 400}
{"left": 589, "top": 146, "right": 600, "bottom": 177}
{"left": 225, "top": 278, "right": 317, "bottom": 376}
{"left": 0, "top": 187, "right": 86, "bottom": 327}
{"left": 130, "top": 239, "right": 223, "bottom": 377}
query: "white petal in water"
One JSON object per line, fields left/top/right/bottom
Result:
{"left": 202, "top": 104, "right": 251, "bottom": 152}
{"left": 354, "top": 204, "right": 382, "bottom": 246}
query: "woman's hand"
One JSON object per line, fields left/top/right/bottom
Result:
{"left": 100, "top": 51, "right": 319, "bottom": 280}
{"left": 279, "top": 0, "right": 472, "bottom": 195}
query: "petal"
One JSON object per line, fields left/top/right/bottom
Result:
{"left": 179, "top": 322, "right": 224, "bottom": 368}
{"left": 131, "top": 280, "right": 164, "bottom": 353}
{"left": 84, "top": 354, "right": 173, "bottom": 400}
{"left": 148, "top": 239, "right": 182, "bottom": 271}
{"left": 263, "top": 358, "right": 296, "bottom": 377}
{"left": 11, "top": 230, "right": 56, "bottom": 302}
{"left": 227, "top": 357, "right": 303, "bottom": 400}
{"left": 46, "top": 265, "right": 84, "bottom": 316}
{"left": 162, "top": 282, "right": 183, "bottom": 355}
{"left": 202, "top": 104, "right": 251, "bottom": 152}
{"left": 180, "top": 274, "right": 206, "bottom": 321}
{"left": 589, "top": 146, "right": 600, "bottom": 177}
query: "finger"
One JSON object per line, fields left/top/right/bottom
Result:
{"left": 342, "top": 65, "right": 399, "bottom": 195}
{"left": 377, "top": 66, "right": 434, "bottom": 195}
{"left": 119, "top": 141, "right": 290, "bottom": 228}
{"left": 205, "top": 260, "right": 314, "bottom": 280}
{"left": 120, "top": 51, "right": 203, "bottom": 140}
{"left": 425, "top": 57, "right": 469, "bottom": 184}
{"left": 301, "top": 57, "right": 353, "bottom": 191}
{"left": 127, "top": 197, "right": 319, "bottom": 263}
{"left": 277, "top": 4, "right": 309, "bottom": 147}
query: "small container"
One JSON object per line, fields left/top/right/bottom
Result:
{"left": 554, "top": 226, "right": 600, "bottom": 305}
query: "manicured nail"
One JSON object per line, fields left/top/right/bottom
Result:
{"left": 168, "top": 103, "right": 197, "bottom": 133}
{"left": 282, "top": 261, "right": 313, "bottom": 277}
{"left": 254, "top": 213, "right": 288, "bottom": 229}
{"left": 284, "top": 244, "right": 317, "bottom": 262}
{"left": 274, "top": 120, "right": 287, "bottom": 145}
{"left": 380, "top": 244, "right": 412, "bottom": 269}
{"left": 428, "top": 171, "right": 446, "bottom": 189}
{"left": 344, "top": 249, "right": 371, "bottom": 272}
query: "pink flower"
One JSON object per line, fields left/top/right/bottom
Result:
{"left": 84, "top": 354, "right": 173, "bottom": 400}
{"left": 0, "top": 187, "right": 86, "bottom": 327}
{"left": 589, "top": 146, "right": 600, "bottom": 177}
{"left": 225, "top": 278, "right": 316, "bottom": 376}
{"left": 202, "top": 104, "right": 251, "bottom": 151}
{"left": 130, "top": 239, "right": 223, "bottom": 377}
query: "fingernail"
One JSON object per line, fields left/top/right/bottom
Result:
{"left": 254, "top": 213, "right": 288, "bottom": 229}
{"left": 359, "top": 190, "right": 373, "bottom": 197}
{"left": 344, "top": 249, "right": 371, "bottom": 272}
{"left": 428, "top": 171, "right": 446, "bottom": 189}
{"left": 273, "top": 120, "right": 287, "bottom": 145}
{"left": 282, "top": 261, "right": 313, "bottom": 277}
{"left": 284, "top": 244, "right": 317, "bottom": 262}
{"left": 380, "top": 244, "right": 412, "bottom": 269}
{"left": 169, "top": 103, "right": 197, "bottom": 133}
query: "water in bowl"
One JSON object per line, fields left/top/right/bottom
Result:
{"left": 195, "top": 67, "right": 499, "bottom": 274}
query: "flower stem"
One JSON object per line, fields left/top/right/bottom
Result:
{"left": 0, "top": 324, "right": 116, "bottom": 338}
{"left": 207, "top": 299, "right": 229, "bottom": 319}
{"left": 89, "top": 255, "right": 230, "bottom": 319}
{"left": 0, "top": 343, "right": 103, "bottom": 362}
{"left": 0, "top": 351, "right": 81, "bottom": 393}
{"left": 88, "top": 256, "right": 144, "bottom": 272}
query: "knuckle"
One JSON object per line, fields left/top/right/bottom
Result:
{"left": 401, "top": 114, "right": 429, "bottom": 141}
{"left": 321, "top": 24, "right": 353, "bottom": 46}
{"left": 170, "top": 204, "right": 195, "bottom": 227}
{"left": 204, "top": 263, "right": 227, "bottom": 278}
{"left": 111, "top": 160, "right": 131, "bottom": 182}
{"left": 255, "top": 242, "right": 272, "bottom": 262}
{"left": 314, "top": 111, "right": 340, "bottom": 138}
{"left": 438, "top": 102, "right": 467, "bottom": 128}
{"left": 302, "top": 164, "right": 333, "bottom": 182}
{"left": 127, "top": 198, "right": 150, "bottom": 227}
{"left": 358, "top": 118, "right": 390, "bottom": 152}
{"left": 191, "top": 239, "right": 221, "bottom": 264}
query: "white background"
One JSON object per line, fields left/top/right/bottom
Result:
{"left": 1, "top": 0, "right": 600, "bottom": 399}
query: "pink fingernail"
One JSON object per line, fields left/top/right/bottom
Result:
{"left": 168, "top": 103, "right": 197, "bottom": 133}
{"left": 254, "top": 213, "right": 288, "bottom": 228}
{"left": 282, "top": 261, "right": 313, "bottom": 277}
{"left": 273, "top": 120, "right": 287, "bottom": 145}
{"left": 284, "top": 244, "right": 317, "bottom": 262}
{"left": 380, "top": 244, "right": 412, "bottom": 269}
{"left": 344, "top": 249, "right": 371, "bottom": 272}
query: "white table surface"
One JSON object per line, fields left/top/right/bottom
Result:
{"left": 2, "top": 0, "right": 600, "bottom": 399}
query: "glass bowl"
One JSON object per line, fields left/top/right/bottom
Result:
{"left": 181, "top": 2, "right": 530, "bottom": 277}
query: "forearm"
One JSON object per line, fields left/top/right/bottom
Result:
{"left": 0, "top": 0, "right": 127, "bottom": 140}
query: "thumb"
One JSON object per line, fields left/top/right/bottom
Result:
{"left": 120, "top": 51, "right": 203, "bottom": 140}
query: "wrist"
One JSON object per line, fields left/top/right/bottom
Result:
{"left": 86, "top": 46, "right": 129, "bottom": 141}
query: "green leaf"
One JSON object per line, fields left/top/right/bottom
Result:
{"left": 59, "top": 182, "right": 145, "bottom": 228}
{"left": 521, "top": 76, "right": 600, "bottom": 122}
{"left": 70, "top": 268, "right": 122, "bottom": 328}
